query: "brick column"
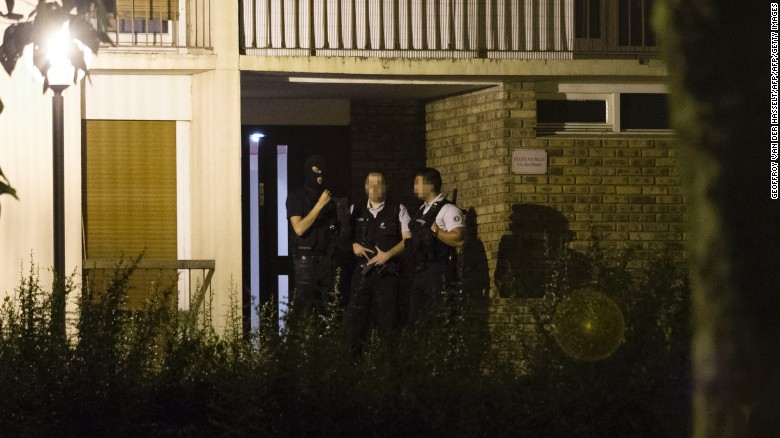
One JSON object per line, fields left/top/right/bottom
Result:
{"left": 426, "top": 84, "right": 519, "bottom": 296}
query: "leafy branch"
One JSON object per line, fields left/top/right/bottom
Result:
{"left": 0, "top": 0, "right": 113, "bottom": 209}
{"left": 0, "top": 166, "right": 16, "bottom": 199}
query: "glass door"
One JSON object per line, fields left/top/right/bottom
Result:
{"left": 242, "top": 125, "right": 351, "bottom": 331}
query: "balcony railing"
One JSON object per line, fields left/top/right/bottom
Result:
{"left": 240, "top": 0, "right": 657, "bottom": 59}
{"left": 93, "top": 0, "right": 212, "bottom": 49}
{"left": 83, "top": 259, "right": 215, "bottom": 326}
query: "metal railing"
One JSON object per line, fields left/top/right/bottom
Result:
{"left": 83, "top": 259, "right": 216, "bottom": 326}
{"left": 240, "top": 0, "right": 657, "bottom": 59}
{"left": 92, "top": 0, "right": 212, "bottom": 49}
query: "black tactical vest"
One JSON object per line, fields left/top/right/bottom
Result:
{"left": 351, "top": 200, "right": 402, "bottom": 253}
{"left": 409, "top": 199, "right": 453, "bottom": 264}
{"left": 290, "top": 188, "right": 338, "bottom": 255}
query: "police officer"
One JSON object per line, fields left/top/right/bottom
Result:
{"left": 407, "top": 167, "right": 465, "bottom": 323}
{"left": 346, "top": 171, "right": 411, "bottom": 353}
{"left": 286, "top": 155, "right": 340, "bottom": 315}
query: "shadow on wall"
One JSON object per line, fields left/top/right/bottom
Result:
{"left": 495, "top": 204, "right": 591, "bottom": 298}
{"left": 460, "top": 207, "right": 490, "bottom": 299}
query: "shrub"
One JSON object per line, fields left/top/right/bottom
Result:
{"left": 0, "top": 250, "right": 690, "bottom": 437}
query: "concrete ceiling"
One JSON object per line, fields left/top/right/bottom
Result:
{"left": 240, "top": 73, "right": 498, "bottom": 101}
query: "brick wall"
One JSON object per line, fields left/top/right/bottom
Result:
{"left": 505, "top": 81, "right": 687, "bottom": 272}
{"left": 426, "top": 82, "right": 688, "bottom": 299}
{"left": 426, "top": 86, "right": 514, "bottom": 299}
{"left": 350, "top": 100, "right": 426, "bottom": 209}
{"left": 515, "top": 138, "right": 687, "bottom": 257}
{"left": 484, "top": 298, "right": 539, "bottom": 371}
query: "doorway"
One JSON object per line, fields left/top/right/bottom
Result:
{"left": 241, "top": 125, "right": 351, "bottom": 331}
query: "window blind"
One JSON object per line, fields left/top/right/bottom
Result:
{"left": 84, "top": 120, "right": 178, "bottom": 308}
{"left": 114, "top": 0, "right": 179, "bottom": 21}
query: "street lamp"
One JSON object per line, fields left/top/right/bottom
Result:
{"left": 40, "top": 22, "right": 91, "bottom": 330}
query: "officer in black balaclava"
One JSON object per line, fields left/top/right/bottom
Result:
{"left": 303, "top": 154, "right": 326, "bottom": 195}
{"left": 285, "top": 155, "right": 340, "bottom": 316}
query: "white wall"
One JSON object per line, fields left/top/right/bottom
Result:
{"left": 0, "top": 67, "right": 83, "bottom": 299}
{"left": 186, "top": 0, "right": 244, "bottom": 332}
{"left": 191, "top": 68, "right": 243, "bottom": 331}
{"left": 84, "top": 75, "right": 192, "bottom": 120}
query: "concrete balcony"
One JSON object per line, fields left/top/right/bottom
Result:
{"left": 94, "top": 0, "right": 212, "bottom": 51}
{"left": 240, "top": 0, "right": 658, "bottom": 60}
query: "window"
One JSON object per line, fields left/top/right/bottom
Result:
{"left": 575, "top": 0, "right": 601, "bottom": 39}
{"left": 618, "top": 0, "right": 657, "bottom": 47}
{"left": 536, "top": 85, "right": 671, "bottom": 135}
{"left": 118, "top": 19, "right": 169, "bottom": 34}
{"left": 573, "top": 0, "right": 659, "bottom": 54}
{"left": 620, "top": 93, "right": 670, "bottom": 130}
{"left": 114, "top": 0, "right": 179, "bottom": 21}
{"left": 84, "top": 120, "right": 178, "bottom": 308}
{"left": 537, "top": 93, "right": 613, "bottom": 135}
{"left": 107, "top": 0, "right": 179, "bottom": 45}
{"left": 538, "top": 100, "right": 607, "bottom": 124}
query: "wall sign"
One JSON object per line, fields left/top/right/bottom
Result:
{"left": 512, "top": 149, "right": 548, "bottom": 174}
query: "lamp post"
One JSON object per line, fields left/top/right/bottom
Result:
{"left": 51, "top": 83, "right": 67, "bottom": 298}
{"left": 41, "top": 22, "right": 90, "bottom": 333}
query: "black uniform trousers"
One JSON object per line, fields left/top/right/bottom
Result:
{"left": 292, "top": 253, "right": 334, "bottom": 316}
{"left": 408, "top": 261, "right": 448, "bottom": 324}
{"left": 345, "top": 263, "right": 398, "bottom": 353}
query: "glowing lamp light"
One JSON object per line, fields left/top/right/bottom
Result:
{"left": 33, "top": 22, "right": 93, "bottom": 88}
{"left": 250, "top": 132, "right": 265, "bottom": 142}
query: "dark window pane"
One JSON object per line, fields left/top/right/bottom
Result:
{"left": 590, "top": 0, "right": 601, "bottom": 37}
{"left": 575, "top": 0, "right": 586, "bottom": 38}
{"left": 618, "top": 0, "right": 630, "bottom": 45}
{"left": 119, "top": 19, "right": 169, "bottom": 33}
{"left": 576, "top": 0, "right": 601, "bottom": 39}
{"left": 644, "top": 0, "right": 656, "bottom": 46}
{"left": 630, "top": 0, "right": 644, "bottom": 46}
{"left": 538, "top": 100, "right": 607, "bottom": 124}
{"left": 619, "top": 0, "right": 656, "bottom": 47}
{"left": 620, "top": 94, "right": 670, "bottom": 129}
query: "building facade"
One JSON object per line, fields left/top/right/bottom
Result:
{"left": 0, "top": 0, "right": 683, "bottom": 329}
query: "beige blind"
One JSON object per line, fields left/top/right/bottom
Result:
{"left": 115, "top": 0, "right": 179, "bottom": 21}
{"left": 85, "top": 120, "right": 177, "bottom": 308}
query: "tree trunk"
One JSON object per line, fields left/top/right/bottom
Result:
{"left": 656, "top": 1, "right": 780, "bottom": 436}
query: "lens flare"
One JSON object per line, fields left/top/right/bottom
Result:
{"left": 553, "top": 288, "right": 625, "bottom": 362}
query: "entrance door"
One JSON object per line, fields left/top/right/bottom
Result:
{"left": 242, "top": 125, "right": 351, "bottom": 331}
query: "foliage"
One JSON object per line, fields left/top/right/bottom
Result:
{"left": 1, "top": 0, "right": 112, "bottom": 90}
{"left": 525, "top": 245, "right": 691, "bottom": 437}
{"left": 0, "top": 165, "right": 17, "bottom": 201}
{"left": 0, "top": 0, "right": 114, "bottom": 208}
{"left": 0, "top": 251, "right": 690, "bottom": 437}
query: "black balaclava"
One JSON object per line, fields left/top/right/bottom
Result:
{"left": 304, "top": 154, "right": 327, "bottom": 194}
